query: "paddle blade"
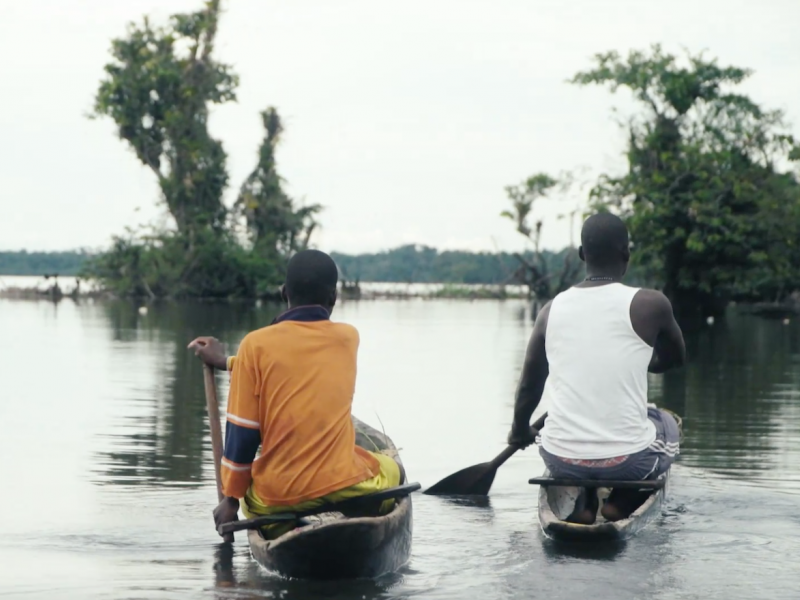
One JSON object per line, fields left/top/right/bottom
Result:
{"left": 424, "top": 414, "right": 546, "bottom": 497}
{"left": 423, "top": 462, "right": 497, "bottom": 496}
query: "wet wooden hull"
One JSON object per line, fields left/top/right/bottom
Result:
{"left": 247, "top": 417, "right": 413, "bottom": 580}
{"left": 537, "top": 468, "right": 669, "bottom": 542}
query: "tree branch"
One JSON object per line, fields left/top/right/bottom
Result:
{"left": 200, "top": 0, "right": 221, "bottom": 62}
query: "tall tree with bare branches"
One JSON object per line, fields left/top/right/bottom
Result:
{"left": 501, "top": 173, "right": 582, "bottom": 302}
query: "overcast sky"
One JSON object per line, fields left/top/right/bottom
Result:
{"left": 1, "top": 0, "right": 798, "bottom": 254}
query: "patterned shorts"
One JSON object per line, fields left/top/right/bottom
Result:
{"left": 539, "top": 407, "right": 681, "bottom": 480}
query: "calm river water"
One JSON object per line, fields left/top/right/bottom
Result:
{"left": 1, "top": 296, "right": 799, "bottom": 599}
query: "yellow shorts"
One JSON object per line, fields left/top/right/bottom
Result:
{"left": 241, "top": 451, "right": 401, "bottom": 539}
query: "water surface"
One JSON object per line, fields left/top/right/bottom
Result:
{"left": 1, "top": 296, "right": 798, "bottom": 599}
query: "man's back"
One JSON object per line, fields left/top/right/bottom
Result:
{"left": 540, "top": 283, "right": 656, "bottom": 459}
{"left": 223, "top": 314, "right": 379, "bottom": 506}
{"left": 508, "top": 213, "right": 686, "bottom": 522}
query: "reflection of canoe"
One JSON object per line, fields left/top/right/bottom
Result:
{"left": 535, "top": 469, "right": 669, "bottom": 542}
{"left": 247, "top": 416, "right": 413, "bottom": 580}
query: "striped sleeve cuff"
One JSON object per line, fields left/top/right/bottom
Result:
{"left": 221, "top": 460, "right": 253, "bottom": 498}
{"left": 221, "top": 418, "right": 261, "bottom": 498}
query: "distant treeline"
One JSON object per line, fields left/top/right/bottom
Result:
{"left": 0, "top": 251, "right": 92, "bottom": 276}
{"left": 331, "top": 245, "right": 579, "bottom": 284}
{"left": 1, "top": 247, "right": 586, "bottom": 285}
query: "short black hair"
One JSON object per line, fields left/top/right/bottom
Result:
{"left": 284, "top": 249, "right": 339, "bottom": 306}
{"left": 580, "top": 212, "right": 629, "bottom": 268}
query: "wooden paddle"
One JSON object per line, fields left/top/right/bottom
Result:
{"left": 203, "top": 364, "right": 235, "bottom": 543}
{"left": 423, "top": 412, "right": 548, "bottom": 496}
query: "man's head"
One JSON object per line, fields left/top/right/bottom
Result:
{"left": 282, "top": 249, "right": 339, "bottom": 311}
{"left": 579, "top": 212, "right": 630, "bottom": 275}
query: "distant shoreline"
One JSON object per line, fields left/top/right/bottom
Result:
{"left": 0, "top": 275, "right": 529, "bottom": 302}
{"left": 2, "top": 276, "right": 798, "bottom": 321}
{"left": 0, "top": 246, "right": 575, "bottom": 286}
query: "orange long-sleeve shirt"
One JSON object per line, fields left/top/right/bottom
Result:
{"left": 220, "top": 306, "right": 379, "bottom": 506}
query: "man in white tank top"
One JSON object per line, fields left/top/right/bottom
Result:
{"left": 507, "top": 213, "right": 686, "bottom": 524}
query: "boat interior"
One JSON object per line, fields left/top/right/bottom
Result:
{"left": 531, "top": 477, "right": 665, "bottom": 523}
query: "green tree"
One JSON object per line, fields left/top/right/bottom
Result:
{"left": 735, "top": 171, "right": 800, "bottom": 303}
{"left": 93, "top": 0, "right": 235, "bottom": 238}
{"left": 501, "top": 173, "right": 582, "bottom": 301}
{"left": 89, "top": 1, "right": 320, "bottom": 298}
{"left": 573, "top": 45, "right": 800, "bottom": 317}
{"left": 235, "top": 108, "right": 321, "bottom": 256}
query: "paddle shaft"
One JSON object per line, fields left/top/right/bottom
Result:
{"left": 203, "top": 364, "right": 234, "bottom": 543}
{"left": 490, "top": 411, "right": 549, "bottom": 469}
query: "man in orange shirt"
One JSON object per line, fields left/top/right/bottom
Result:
{"left": 189, "top": 250, "right": 402, "bottom": 537}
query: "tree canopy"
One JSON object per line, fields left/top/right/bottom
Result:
{"left": 93, "top": 0, "right": 235, "bottom": 237}
{"left": 574, "top": 45, "right": 800, "bottom": 316}
{"left": 89, "top": 0, "right": 315, "bottom": 298}
{"left": 235, "top": 108, "right": 321, "bottom": 257}
{"left": 87, "top": 26, "right": 800, "bottom": 307}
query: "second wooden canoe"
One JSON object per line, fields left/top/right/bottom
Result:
{"left": 536, "top": 468, "right": 670, "bottom": 542}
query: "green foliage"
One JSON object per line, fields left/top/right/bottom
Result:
{"left": 83, "top": 226, "right": 281, "bottom": 299}
{"left": 90, "top": 1, "right": 316, "bottom": 298}
{"left": 571, "top": 46, "right": 752, "bottom": 118}
{"left": 331, "top": 245, "right": 581, "bottom": 285}
{"left": 0, "top": 251, "right": 92, "bottom": 276}
{"left": 501, "top": 174, "right": 558, "bottom": 239}
{"left": 501, "top": 172, "right": 582, "bottom": 300}
{"left": 574, "top": 45, "right": 800, "bottom": 316}
{"left": 235, "top": 108, "right": 322, "bottom": 256}
{"left": 93, "top": 0, "right": 235, "bottom": 235}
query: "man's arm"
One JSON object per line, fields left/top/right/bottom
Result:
{"left": 220, "top": 335, "right": 261, "bottom": 499}
{"left": 187, "top": 336, "right": 253, "bottom": 533}
{"left": 211, "top": 340, "right": 261, "bottom": 532}
{"left": 509, "top": 302, "right": 551, "bottom": 446}
{"left": 647, "top": 293, "right": 686, "bottom": 374}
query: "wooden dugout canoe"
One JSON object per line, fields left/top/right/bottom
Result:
{"left": 246, "top": 416, "right": 413, "bottom": 580}
{"left": 535, "top": 468, "right": 670, "bottom": 542}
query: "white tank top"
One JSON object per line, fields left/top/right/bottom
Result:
{"left": 540, "top": 283, "right": 656, "bottom": 459}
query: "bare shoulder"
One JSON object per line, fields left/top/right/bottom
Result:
{"left": 632, "top": 288, "right": 673, "bottom": 315}
{"left": 634, "top": 288, "right": 672, "bottom": 306}
{"left": 532, "top": 300, "right": 553, "bottom": 336}
{"left": 535, "top": 300, "right": 553, "bottom": 322}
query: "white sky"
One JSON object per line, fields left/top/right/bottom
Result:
{"left": 1, "top": 0, "right": 798, "bottom": 254}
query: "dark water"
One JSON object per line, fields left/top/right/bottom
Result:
{"left": 1, "top": 298, "right": 799, "bottom": 599}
